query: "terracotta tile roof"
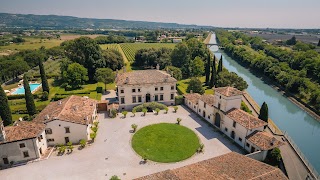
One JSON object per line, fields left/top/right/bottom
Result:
{"left": 183, "top": 93, "right": 201, "bottom": 104}
{"left": 116, "top": 70, "right": 177, "bottom": 86}
{"left": 247, "top": 131, "right": 285, "bottom": 151}
{"left": 226, "top": 108, "right": 267, "bottom": 130}
{"left": 1, "top": 121, "right": 45, "bottom": 144}
{"left": 199, "top": 94, "right": 215, "bottom": 106}
{"left": 107, "top": 103, "right": 119, "bottom": 110}
{"left": 135, "top": 152, "right": 287, "bottom": 180}
{"left": 33, "top": 95, "right": 97, "bottom": 125}
{"left": 214, "top": 86, "right": 243, "bottom": 97}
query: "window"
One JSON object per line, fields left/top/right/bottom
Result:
{"left": 155, "top": 95, "right": 158, "bottom": 101}
{"left": 204, "top": 103, "right": 206, "bottom": 108}
{"left": 155, "top": 87, "right": 158, "bottom": 91}
{"left": 120, "top": 89, "right": 124, "bottom": 93}
{"left": 19, "top": 143, "right": 25, "bottom": 148}
{"left": 246, "top": 143, "right": 250, "bottom": 147}
{"left": 47, "top": 139, "right": 55, "bottom": 142}
{"left": 171, "top": 86, "right": 174, "bottom": 90}
{"left": 40, "top": 135, "right": 43, "bottom": 139}
{"left": 65, "top": 137, "right": 70, "bottom": 144}
{"left": 160, "top": 87, "right": 164, "bottom": 91}
{"left": 132, "top": 89, "right": 136, "bottom": 93}
{"left": 233, "top": 121, "right": 236, "bottom": 128}
{"left": 23, "top": 151, "right": 29, "bottom": 158}
{"left": 220, "top": 96, "right": 221, "bottom": 99}
{"left": 38, "top": 137, "right": 41, "bottom": 142}
{"left": 138, "top": 88, "right": 141, "bottom": 92}
{"left": 208, "top": 115, "right": 210, "bottom": 119}
{"left": 3, "top": 157, "right": 9, "bottom": 164}
{"left": 160, "top": 94, "right": 163, "bottom": 101}
{"left": 121, "top": 97, "right": 125, "bottom": 104}
{"left": 132, "top": 96, "right": 136, "bottom": 103}
{"left": 238, "top": 137, "right": 242, "bottom": 142}
{"left": 194, "top": 105, "right": 196, "bottom": 109}
{"left": 170, "top": 93, "right": 174, "bottom": 100}
{"left": 189, "top": 102, "right": 191, "bottom": 105}
{"left": 65, "top": 127, "right": 70, "bottom": 133}
{"left": 199, "top": 109, "right": 201, "bottom": 113}
{"left": 218, "top": 103, "right": 221, "bottom": 110}
{"left": 45, "top": 128, "right": 52, "bottom": 134}
{"left": 225, "top": 127, "right": 228, "bottom": 132}
{"left": 138, "top": 96, "right": 142, "bottom": 102}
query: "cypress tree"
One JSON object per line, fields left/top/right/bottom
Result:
{"left": 258, "top": 102, "right": 269, "bottom": 122}
{"left": 318, "top": 39, "right": 320, "bottom": 47}
{"left": 205, "top": 53, "right": 211, "bottom": 85}
{"left": 0, "top": 86, "right": 12, "bottom": 126}
{"left": 217, "top": 55, "right": 223, "bottom": 74}
{"left": 39, "top": 59, "right": 50, "bottom": 93}
{"left": 209, "top": 56, "right": 216, "bottom": 88}
{"left": 23, "top": 75, "right": 36, "bottom": 116}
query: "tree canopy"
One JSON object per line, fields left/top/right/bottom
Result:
{"left": 190, "top": 56, "right": 204, "bottom": 77}
{"left": 0, "top": 86, "right": 12, "bottom": 126}
{"left": 258, "top": 102, "right": 269, "bottom": 122}
{"left": 187, "top": 77, "right": 205, "bottom": 94}
{"left": 95, "top": 68, "right": 115, "bottom": 91}
{"left": 216, "top": 70, "right": 248, "bottom": 91}
{"left": 23, "top": 75, "right": 36, "bottom": 116}
{"left": 64, "top": 37, "right": 103, "bottom": 81}
{"left": 39, "top": 59, "right": 50, "bottom": 93}
{"left": 62, "top": 63, "right": 89, "bottom": 89}
{"left": 165, "top": 66, "right": 182, "bottom": 80}
{"left": 134, "top": 48, "right": 172, "bottom": 69}
{"left": 102, "top": 49, "right": 124, "bottom": 71}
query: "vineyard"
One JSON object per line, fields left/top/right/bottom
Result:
{"left": 120, "top": 43, "right": 176, "bottom": 62}
{"left": 100, "top": 44, "right": 121, "bottom": 51}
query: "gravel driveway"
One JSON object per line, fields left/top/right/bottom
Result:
{"left": 0, "top": 106, "right": 244, "bottom": 180}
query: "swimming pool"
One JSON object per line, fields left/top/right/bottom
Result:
{"left": 12, "top": 83, "right": 42, "bottom": 95}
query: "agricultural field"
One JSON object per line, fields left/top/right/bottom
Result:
{"left": 28, "top": 58, "right": 61, "bottom": 77}
{"left": 0, "top": 37, "right": 63, "bottom": 51}
{"left": 120, "top": 43, "right": 176, "bottom": 62}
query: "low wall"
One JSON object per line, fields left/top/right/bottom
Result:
{"left": 246, "top": 151, "right": 265, "bottom": 161}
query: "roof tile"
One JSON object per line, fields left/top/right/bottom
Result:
{"left": 226, "top": 108, "right": 267, "bottom": 129}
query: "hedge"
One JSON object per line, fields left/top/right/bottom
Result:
{"left": 8, "top": 94, "right": 39, "bottom": 100}
{"left": 132, "top": 102, "right": 167, "bottom": 112}
{"left": 175, "top": 95, "right": 184, "bottom": 105}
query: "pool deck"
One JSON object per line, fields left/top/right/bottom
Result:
{"left": 9, "top": 82, "right": 42, "bottom": 95}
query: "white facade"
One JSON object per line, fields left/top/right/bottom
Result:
{"left": 118, "top": 83, "right": 176, "bottom": 110}
{"left": 45, "top": 120, "right": 92, "bottom": 145}
{"left": 0, "top": 130, "right": 47, "bottom": 167}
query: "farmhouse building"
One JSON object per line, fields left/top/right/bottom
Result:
{"left": 115, "top": 68, "right": 177, "bottom": 110}
{"left": 184, "top": 87, "right": 284, "bottom": 160}
{"left": 0, "top": 120, "right": 47, "bottom": 167}
{"left": 33, "top": 95, "right": 98, "bottom": 145}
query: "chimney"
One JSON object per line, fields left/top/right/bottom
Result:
{"left": 0, "top": 120, "right": 6, "bottom": 142}
{"left": 125, "top": 77, "right": 129, "bottom": 84}
{"left": 58, "top": 101, "right": 62, "bottom": 105}
{"left": 156, "top": 64, "right": 160, "bottom": 70}
{"left": 45, "top": 114, "right": 50, "bottom": 120}
{"left": 270, "top": 137, "right": 276, "bottom": 146}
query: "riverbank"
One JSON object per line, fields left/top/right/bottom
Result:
{"left": 222, "top": 49, "right": 320, "bottom": 121}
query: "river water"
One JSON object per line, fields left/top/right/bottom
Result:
{"left": 209, "top": 33, "right": 320, "bottom": 173}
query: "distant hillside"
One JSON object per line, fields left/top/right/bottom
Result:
{"left": 0, "top": 13, "right": 212, "bottom": 29}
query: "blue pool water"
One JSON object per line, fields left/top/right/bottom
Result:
{"left": 12, "top": 83, "right": 41, "bottom": 95}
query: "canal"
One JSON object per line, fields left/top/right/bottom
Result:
{"left": 209, "top": 33, "right": 320, "bottom": 173}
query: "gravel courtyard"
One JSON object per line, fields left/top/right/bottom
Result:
{"left": 1, "top": 106, "right": 244, "bottom": 180}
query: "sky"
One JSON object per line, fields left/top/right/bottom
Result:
{"left": 1, "top": 0, "right": 320, "bottom": 29}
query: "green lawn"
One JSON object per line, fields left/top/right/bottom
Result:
{"left": 132, "top": 123, "right": 200, "bottom": 163}
{"left": 177, "top": 76, "right": 214, "bottom": 95}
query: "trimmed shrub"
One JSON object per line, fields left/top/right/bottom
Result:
{"left": 175, "top": 95, "right": 184, "bottom": 105}
{"left": 132, "top": 102, "right": 167, "bottom": 112}
{"left": 96, "top": 86, "right": 103, "bottom": 93}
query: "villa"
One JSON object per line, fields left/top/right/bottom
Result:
{"left": 184, "top": 87, "right": 284, "bottom": 161}
{"left": 33, "top": 95, "right": 98, "bottom": 145}
{"left": 0, "top": 120, "right": 47, "bottom": 168}
{"left": 115, "top": 66, "right": 177, "bottom": 110}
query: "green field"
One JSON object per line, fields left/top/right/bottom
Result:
{"left": 120, "top": 43, "right": 176, "bottom": 62}
{"left": 28, "top": 58, "right": 61, "bottom": 77}
{"left": 132, "top": 123, "right": 200, "bottom": 163}
{"left": 177, "top": 76, "right": 214, "bottom": 95}
{"left": 0, "top": 37, "right": 64, "bottom": 51}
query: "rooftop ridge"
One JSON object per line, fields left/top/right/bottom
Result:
{"left": 56, "top": 95, "right": 73, "bottom": 120}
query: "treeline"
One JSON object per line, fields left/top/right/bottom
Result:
{"left": 94, "top": 35, "right": 134, "bottom": 44}
{"left": 133, "top": 37, "right": 248, "bottom": 91}
{"left": 216, "top": 30, "right": 320, "bottom": 111}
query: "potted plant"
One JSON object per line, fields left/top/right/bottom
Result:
{"left": 131, "top": 124, "right": 138, "bottom": 133}
{"left": 155, "top": 108, "right": 160, "bottom": 115}
{"left": 132, "top": 109, "right": 136, "bottom": 117}
{"left": 142, "top": 108, "right": 147, "bottom": 116}
{"left": 80, "top": 139, "right": 86, "bottom": 148}
{"left": 177, "top": 118, "right": 182, "bottom": 125}
{"left": 122, "top": 111, "right": 128, "bottom": 118}
{"left": 173, "top": 106, "right": 178, "bottom": 113}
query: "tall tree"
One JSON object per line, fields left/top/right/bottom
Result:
{"left": 205, "top": 53, "right": 211, "bottom": 85}
{"left": 64, "top": 37, "right": 103, "bottom": 81}
{"left": 318, "top": 39, "right": 320, "bottom": 46}
{"left": 23, "top": 75, "right": 36, "bottom": 116}
{"left": 187, "top": 77, "right": 205, "bottom": 95}
{"left": 171, "top": 42, "right": 191, "bottom": 78}
{"left": 0, "top": 86, "right": 12, "bottom": 126}
{"left": 258, "top": 102, "right": 269, "bottom": 122}
{"left": 217, "top": 55, "right": 223, "bottom": 74}
{"left": 209, "top": 56, "right": 216, "bottom": 88}
{"left": 190, "top": 56, "right": 204, "bottom": 77}
{"left": 62, "top": 63, "right": 89, "bottom": 89}
{"left": 95, "top": 68, "right": 115, "bottom": 91}
{"left": 39, "top": 59, "right": 50, "bottom": 93}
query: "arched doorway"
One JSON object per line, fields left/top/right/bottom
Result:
{"left": 203, "top": 111, "right": 206, "bottom": 118}
{"left": 146, "top": 93, "right": 151, "bottom": 102}
{"left": 214, "top": 113, "right": 221, "bottom": 128}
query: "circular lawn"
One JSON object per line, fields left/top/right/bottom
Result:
{"left": 132, "top": 123, "right": 200, "bottom": 163}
